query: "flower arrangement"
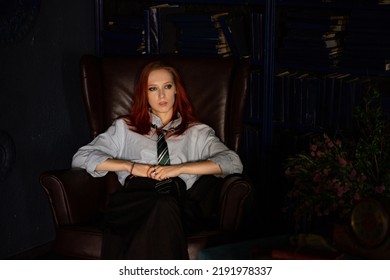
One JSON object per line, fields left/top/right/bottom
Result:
{"left": 284, "top": 86, "right": 390, "bottom": 225}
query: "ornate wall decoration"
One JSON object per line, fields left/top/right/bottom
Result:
{"left": 0, "top": 130, "right": 16, "bottom": 181}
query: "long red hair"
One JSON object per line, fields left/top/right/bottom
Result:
{"left": 124, "top": 60, "right": 198, "bottom": 135}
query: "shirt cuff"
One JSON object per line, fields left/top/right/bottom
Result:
{"left": 208, "top": 153, "right": 243, "bottom": 175}
{"left": 86, "top": 153, "right": 112, "bottom": 177}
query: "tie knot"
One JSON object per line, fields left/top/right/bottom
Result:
{"left": 151, "top": 124, "right": 165, "bottom": 136}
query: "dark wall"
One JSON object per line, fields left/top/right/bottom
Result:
{"left": 0, "top": 1, "right": 95, "bottom": 258}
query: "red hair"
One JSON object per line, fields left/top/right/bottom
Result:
{"left": 124, "top": 61, "right": 198, "bottom": 135}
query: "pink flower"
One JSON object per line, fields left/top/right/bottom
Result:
{"left": 338, "top": 157, "right": 347, "bottom": 166}
{"left": 323, "top": 168, "right": 329, "bottom": 176}
{"left": 336, "top": 184, "right": 350, "bottom": 197}
{"left": 353, "top": 193, "right": 361, "bottom": 202}
{"left": 375, "top": 185, "right": 385, "bottom": 194}
{"left": 311, "top": 144, "right": 318, "bottom": 152}
{"left": 350, "top": 169, "right": 357, "bottom": 177}
{"left": 360, "top": 174, "right": 367, "bottom": 181}
{"left": 325, "top": 138, "right": 334, "bottom": 148}
{"left": 313, "top": 172, "right": 321, "bottom": 182}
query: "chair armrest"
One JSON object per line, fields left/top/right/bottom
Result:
{"left": 40, "top": 168, "right": 106, "bottom": 227}
{"left": 217, "top": 174, "right": 253, "bottom": 232}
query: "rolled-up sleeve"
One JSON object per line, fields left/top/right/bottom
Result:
{"left": 198, "top": 125, "right": 243, "bottom": 175}
{"left": 71, "top": 120, "right": 124, "bottom": 177}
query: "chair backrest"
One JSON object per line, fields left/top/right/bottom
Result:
{"left": 80, "top": 55, "right": 250, "bottom": 152}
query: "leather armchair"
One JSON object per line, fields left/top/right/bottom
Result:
{"left": 40, "top": 55, "right": 253, "bottom": 259}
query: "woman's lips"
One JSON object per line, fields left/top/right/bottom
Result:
{"left": 159, "top": 101, "right": 168, "bottom": 106}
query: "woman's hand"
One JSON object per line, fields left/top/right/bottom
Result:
{"left": 147, "top": 161, "right": 222, "bottom": 181}
{"left": 130, "top": 162, "right": 154, "bottom": 177}
{"left": 97, "top": 159, "right": 222, "bottom": 181}
{"left": 147, "top": 165, "right": 181, "bottom": 180}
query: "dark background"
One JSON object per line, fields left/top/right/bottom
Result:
{"left": 0, "top": 1, "right": 95, "bottom": 258}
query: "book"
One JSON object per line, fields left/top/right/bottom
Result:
{"left": 320, "top": 72, "right": 339, "bottom": 129}
{"left": 338, "top": 76, "right": 367, "bottom": 130}
{"left": 246, "top": 70, "right": 263, "bottom": 122}
{"left": 274, "top": 70, "right": 291, "bottom": 123}
{"left": 292, "top": 73, "right": 310, "bottom": 126}
{"left": 218, "top": 14, "right": 250, "bottom": 58}
{"left": 333, "top": 73, "right": 352, "bottom": 131}
{"left": 303, "top": 75, "right": 322, "bottom": 127}
{"left": 283, "top": 72, "right": 299, "bottom": 126}
{"left": 250, "top": 11, "right": 263, "bottom": 65}
{"left": 144, "top": 4, "right": 185, "bottom": 54}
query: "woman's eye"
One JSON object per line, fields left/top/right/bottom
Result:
{"left": 148, "top": 87, "right": 157, "bottom": 92}
{"left": 164, "top": 84, "right": 173, "bottom": 89}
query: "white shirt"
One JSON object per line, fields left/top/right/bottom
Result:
{"left": 71, "top": 113, "right": 243, "bottom": 189}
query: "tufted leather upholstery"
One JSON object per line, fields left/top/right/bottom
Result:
{"left": 40, "top": 55, "right": 253, "bottom": 259}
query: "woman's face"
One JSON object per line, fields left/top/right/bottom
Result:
{"left": 147, "top": 68, "right": 176, "bottom": 124}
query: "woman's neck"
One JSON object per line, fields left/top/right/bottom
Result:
{"left": 154, "top": 112, "right": 173, "bottom": 126}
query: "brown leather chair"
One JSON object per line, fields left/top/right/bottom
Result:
{"left": 40, "top": 55, "right": 253, "bottom": 259}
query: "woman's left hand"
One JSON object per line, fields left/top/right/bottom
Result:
{"left": 148, "top": 165, "right": 181, "bottom": 180}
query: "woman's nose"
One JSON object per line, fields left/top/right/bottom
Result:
{"left": 158, "top": 89, "right": 165, "bottom": 98}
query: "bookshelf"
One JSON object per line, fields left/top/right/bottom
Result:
{"left": 94, "top": 0, "right": 390, "bottom": 235}
{"left": 270, "top": 1, "right": 390, "bottom": 234}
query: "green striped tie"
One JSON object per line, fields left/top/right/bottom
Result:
{"left": 153, "top": 125, "right": 170, "bottom": 165}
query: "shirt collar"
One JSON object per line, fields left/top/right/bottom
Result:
{"left": 150, "top": 112, "right": 182, "bottom": 131}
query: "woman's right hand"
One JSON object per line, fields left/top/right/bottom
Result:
{"left": 130, "top": 162, "right": 155, "bottom": 178}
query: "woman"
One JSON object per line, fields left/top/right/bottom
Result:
{"left": 72, "top": 60, "right": 243, "bottom": 259}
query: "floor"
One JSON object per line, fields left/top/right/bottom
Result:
{"left": 6, "top": 242, "right": 60, "bottom": 260}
